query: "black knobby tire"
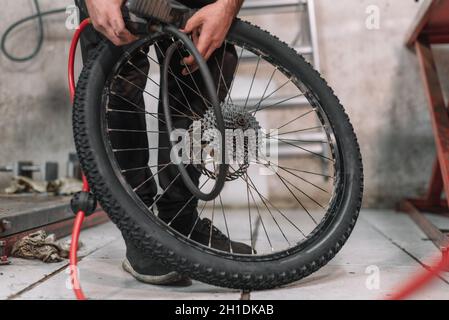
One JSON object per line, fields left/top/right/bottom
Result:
{"left": 73, "top": 19, "right": 363, "bottom": 290}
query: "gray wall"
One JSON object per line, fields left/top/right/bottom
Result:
{"left": 0, "top": 0, "right": 447, "bottom": 207}
{"left": 313, "top": 0, "right": 448, "bottom": 207}
{"left": 0, "top": 0, "right": 75, "bottom": 187}
{"left": 245, "top": 0, "right": 447, "bottom": 208}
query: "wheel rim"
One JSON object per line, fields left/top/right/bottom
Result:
{"left": 100, "top": 31, "right": 344, "bottom": 259}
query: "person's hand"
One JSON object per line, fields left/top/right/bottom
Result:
{"left": 180, "top": 0, "right": 242, "bottom": 75}
{"left": 85, "top": 0, "right": 137, "bottom": 46}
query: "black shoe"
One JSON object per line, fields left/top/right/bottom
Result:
{"left": 122, "top": 259, "right": 192, "bottom": 286}
{"left": 190, "top": 218, "right": 254, "bottom": 254}
{"left": 124, "top": 237, "right": 191, "bottom": 286}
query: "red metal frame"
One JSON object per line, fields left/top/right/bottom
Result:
{"left": 399, "top": 0, "right": 449, "bottom": 254}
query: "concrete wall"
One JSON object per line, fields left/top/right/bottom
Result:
{"left": 0, "top": 0, "right": 76, "bottom": 187}
{"left": 313, "top": 0, "right": 449, "bottom": 208}
{"left": 0, "top": 0, "right": 447, "bottom": 207}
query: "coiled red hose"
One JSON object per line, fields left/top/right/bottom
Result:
{"left": 68, "top": 18, "right": 91, "bottom": 301}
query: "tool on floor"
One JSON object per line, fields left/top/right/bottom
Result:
{"left": 66, "top": 153, "right": 82, "bottom": 181}
{"left": 0, "top": 161, "right": 59, "bottom": 182}
{"left": 0, "top": 220, "right": 12, "bottom": 234}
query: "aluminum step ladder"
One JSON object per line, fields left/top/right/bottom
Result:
{"left": 240, "top": 0, "right": 320, "bottom": 71}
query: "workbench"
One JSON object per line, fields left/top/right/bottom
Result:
{"left": 399, "top": 0, "right": 449, "bottom": 254}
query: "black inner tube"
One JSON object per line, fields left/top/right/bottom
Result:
{"left": 161, "top": 25, "right": 228, "bottom": 201}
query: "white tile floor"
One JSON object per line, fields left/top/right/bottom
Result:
{"left": 1, "top": 210, "right": 448, "bottom": 300}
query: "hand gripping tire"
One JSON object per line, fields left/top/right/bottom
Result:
{"left": 73, "top": 18, "right": 363, "bottom": 290}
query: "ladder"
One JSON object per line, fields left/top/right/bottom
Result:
{"left": 240, "top": 0, "right": 320, "bottom": 71}
{"left": 237, "top": 0, "right": 326, "bottom": 166}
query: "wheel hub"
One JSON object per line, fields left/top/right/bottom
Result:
{"left": 199, "top": 103, "right": 261, "bottom": 181}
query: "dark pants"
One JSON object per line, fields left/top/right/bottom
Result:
{"left": 74, "top": 1, "right": 237, "bottom": 254}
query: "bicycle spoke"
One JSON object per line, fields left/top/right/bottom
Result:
{"left": 109, "top": 91, "right": 166, "bottom": 124}
{"left": 258, "top": 159, "right": 334, "bottom": 181}
{"left": 156, "top": 40, "right": 210, "bottom": 110}
{"left": 121, "top": 163, "right": 171, "bottom": 174}
{"left": 214, "top": 55, "right": 234, "bottom": 106}
{"left": 226, "top": 45, "right": 245, "bottom": 106}
{"left": 251, "top": 93, "right": 305, "bottom": 113}
{"left": 215, "top": 42, "right": 226, "bottom": 95}
{"left": 244, "top": 55, "right": 261, "bottom": 109}
{"left": 277, "top": 173, "right": 315, "bottom": 224}
{"left": 126, "top": 58, "right": 202, "bottom": 119}
{"left": 218, "top": 194, "right": 233, "bottom": 253}
{"left": 116, "top": 74, "right": 197, "bottom": 120}
{"left": 244, "top": 174, "right": 291, "bottom": 246}
{"left": 113, "top": 147, "right": 169, "bottom": 153}
{"left": 244, "top": 173, "right": 307, "bottom": 238}
{"left": 246, "top": 179, "right": 273, "bottom": 252}
{"left": 257, "top": 151, "right": 330, "bottom": 194}
{"left": 177, "top": 57, "right": 210, "bottom": 110}
{"left": 121, "top": 166, "right": 149, "bottom": 174}
{"left": 246, "top": 175, "right": 255, "bottom": 254}
{"left": 276, "top": 165, "right": 331, "bottom": 193}
{"left": 271, "top": 138, "right": 328, "bottom": 144}
{"left": 148, "top": 45, "right": 214, "bottom": 108}
{"left": 149, "top": 172, "right": 183, "bottom": 211}
{"left": 107, "top": 108, "right": 185, "bottom": 118}
{"left": 168, "top": 177, "right": 211, "bottom": 226}
{"left": 108, "top": 128, "right": 166, "bottom": 134}
{"left": 251, "top": 78, "right": 295, "bottom": 114}
{"left": 209, "top": 199, "right": 216, "bottom": 247}
{"left": 187, "top": 201, "right": 209, "bottom": 239}
{"left": 153, "top": 44, "right": 203, "bottom": 119}
{"left": 273, "top": 126, "right": 323, "bottom": 138}
{"left": 133, "top": 162, "right": 172, "bottom": 192}
{"left": 261, "top": 162, "right": 326, "bottom": 209}
{"left": 251, "top": 67, "right": 277, "bottom": 114}
{"left": 270, "top": 137, "right": 334, "bottom": 162}
{"left": 276, "top": 109, "right": 316, "bottom": 131}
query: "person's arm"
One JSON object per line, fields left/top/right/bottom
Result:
{"left": 181, "top": 0, "right": 244, "bottom": 74}
{"left": 85, "top": 0, "right": 137, "bottom": 46}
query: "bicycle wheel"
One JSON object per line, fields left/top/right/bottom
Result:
{"left": 73, "top": 19, "right": 363, "bottom": 290}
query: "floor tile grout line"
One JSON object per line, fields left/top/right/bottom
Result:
{"left": 6, "top": 263, "right": 69, "bottom": 300}
{"left": 240, "top": 290, "right": 251, "bottom": 300}
{"left": 361, "top": 216, "right": 449, "bottom": 286}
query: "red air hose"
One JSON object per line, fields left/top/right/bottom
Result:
{"left": 68, "top": 18, "right": 91, "bottom": 301}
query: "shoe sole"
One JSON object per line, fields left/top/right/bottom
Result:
{"left": 122, "top": 259, "right": 191, "bottom": 286}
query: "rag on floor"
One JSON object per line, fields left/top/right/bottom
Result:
{"left": 11, "top": 230, "right": 76, "bottom": 263}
